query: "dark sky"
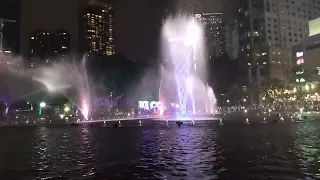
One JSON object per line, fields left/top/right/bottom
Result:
{"left": 115, "top": 0, "right": 237, "bottom": 60}
{"left": 17, "top": 0, "right": 237, "bottom": 59}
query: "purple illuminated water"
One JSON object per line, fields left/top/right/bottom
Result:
{"left": 160, "top": 14, "right": 216, "bottom": 115}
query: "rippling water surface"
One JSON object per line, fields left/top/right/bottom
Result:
{"left": 0, "top": 120, "right": 319, "bottom": 179}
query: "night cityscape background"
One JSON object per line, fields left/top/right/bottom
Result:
{"left": 1, "top": 0, "right": 320, "bottom": 111}
{"left": 1, "top": 1, "right": 320, "bottom": 179}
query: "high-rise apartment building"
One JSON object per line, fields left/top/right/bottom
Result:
{"left": 84, "top": 0, "right": 115, "bottom": 56}
{"left": 238, "top": 0, "right": 320, "bottom": 102}
{"left": 239, "top": 0, "right": 320, "bottom": 81}
{"left": 0, "top": 0, "right": 20, "bottom": 54}
{"left": 29, "top": 29, "right": 70, "bottom": 67}
{"left": 21, "top": 0, "right": 116, "bottom": 60}
{"left": 195, "top": 13, "right": 225, "bottom": 58}
{"left": 225, "top": 20, "right": 239, "bottom": 60}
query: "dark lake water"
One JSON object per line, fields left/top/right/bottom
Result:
{"left": 0, "top": 119, "right": 319, "bottom": 180}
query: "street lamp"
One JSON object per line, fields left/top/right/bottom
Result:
{"left": 40, "top": 102, "right": 46, "bottom": 108}
{"left": 39, "top": 101, "right": 46, "bottom": 115}
{"left": 64, "top": 106, "right": 70, "bottom": 112}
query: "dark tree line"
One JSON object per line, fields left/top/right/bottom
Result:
{"left": 87, "top": 55, "right": 160, "bottom": 98}
{"left": 207, "top": 52, "right": 242, "bottom": 95}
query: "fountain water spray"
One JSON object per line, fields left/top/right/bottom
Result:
{"left": 31, "top": 57, "right": 92, "bottom": 120}
{"left": 8, "top": 56, "right": 97, "bottom": 120}
{"left": 161, "top": 14, "right": 216, "bottom": 115}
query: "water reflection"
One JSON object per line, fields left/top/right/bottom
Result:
{"left": 1, "top": 121, "right": 320, "bottom": 179}
{"left": 135, "top": 125, "right": 220, "bottom": 179}
{"left": 32, "top": 126, "right": 50, "bottom": 175}
{"left": 295, "top": 121, "right": 320, "bottom": 179}
{"left": 77, "top": 125, "right": 96, "bottom": 178}
{"left": 29, "top": 125, "right": 96, "bottom": 179}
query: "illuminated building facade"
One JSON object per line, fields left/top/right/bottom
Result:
{"left": 0, "top": 0, "right": 19, "bottom": 54}
{"left": 195, "top": 13, "right": 225, "bottom": 58}
{"left": 238, "top": 0, "right": 320, "bottom": 83}
{"left": 29, "top": 29, "right": 70, "bottom": 67}
{"left": 292, "top": 18, "right": 320, "bottom": 77}
{"left": 238, "top": 0, "right": 320, "bottom": 103}
{"left": 84, "top": 0, "right": 115, "bottom": 56}
{"left": 225, "top": 20, "right": 239, "bottom": 60}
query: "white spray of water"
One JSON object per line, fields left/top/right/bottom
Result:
{"left": 160, "top": 14, "right": 216, "bottom": 115}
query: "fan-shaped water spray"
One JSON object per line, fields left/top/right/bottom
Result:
{"left": 7, "top": 56, "right": 97, "bottom": 120}
{"left": 31, "top": 57, "right": 92, "bottom": 120}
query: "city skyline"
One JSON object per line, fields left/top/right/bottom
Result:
{"left": 14, "top": 0, "right": 234, "bottom": 60}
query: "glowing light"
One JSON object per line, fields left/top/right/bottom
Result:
{"left": 305, "top": 84, "right": 310, "bottom": 91}
{"left": 297, "top": 58, "right": 304, "bottom": 65}
{"left": 293, "top": 87, "right": 297, "bottom": 92}
{"left": 311, "top": 83, "right": 315, "bottom": 89}
{"left": 40, "top": 102, "right": 46, "bottom": 108}
{"left": 299, "top": 108, "right": 304, "bottom": 114}
{"left": 296, "top": 52, "right": 303, "bottom": 57}
{"left": 60, "top": 114, "right": 64, "bottom": 119}
{"left": 184, "top": 19, "right": 201, "bottom": 46}
{"left": 64, "top": 106, "right": 70, "bottom": 112}
{"left": 82, "top": 100, "right": 89, "bottom": 120}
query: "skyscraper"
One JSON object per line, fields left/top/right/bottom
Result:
{"left": 29, "top": 29, "right": 70, "bottom": 67}
{"left": 84, "top": 0, "right": 115, "bottom": 56}
{"left": 238, "top": 0, "right": 320, "bottom": 102}
{"left": 239, "top": 0, "right": 320, "bottom": 79}
{"left": 0, "top": 0, "right": 20, "bottom": 54}
{"left": 195, "top": 13, "right": 225, "bottom": 58}
{"left": 21, "top": 0, "right": 116, "bottom": 59}
{"left": 225, "top": 20, "right": 239, "bottom": 60}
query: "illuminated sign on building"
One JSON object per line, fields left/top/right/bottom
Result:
{"left": 195, "top": 14, "right": 201, "bottom": 18}
{"left": 297, "top": 58, "right": 304, "bottom": 65}
{"left": 309, "top": 17, "right": 320, "bottom": 36}
{"left": 296, "top": 52, "right": 303, "bottom": 58}
{"left": 138, "top": 101, "right": 162, "bottom": 110}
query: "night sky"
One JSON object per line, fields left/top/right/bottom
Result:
{"left": 18, "top": 0, "right": 237, "bottom": 60}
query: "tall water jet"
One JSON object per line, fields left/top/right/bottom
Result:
{"left": 161, "top": 14, "right": 216, "bottom": 115}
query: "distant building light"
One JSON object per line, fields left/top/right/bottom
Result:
{"left": 31, "top": 37, "right": 34, "bottom": 39}
{"left": 195, "top": 14, "right": 201, "bottom": 18}
{"left": 297, "top": 58, "right": 304, "bottom": 65}
{"left": 4, "top": 50, "right": 11, "bottom": 53}
{"left": 296, "top": 52, "right": 303, "bottom": 58}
